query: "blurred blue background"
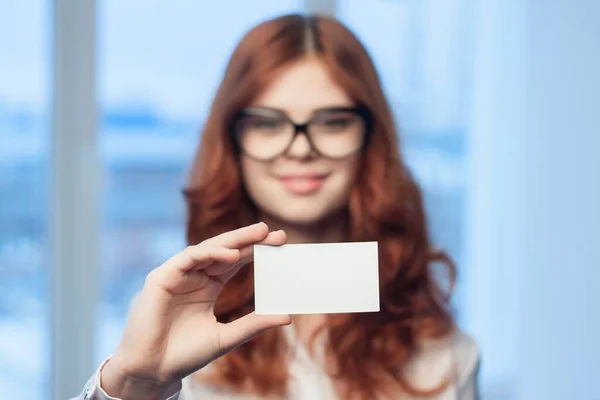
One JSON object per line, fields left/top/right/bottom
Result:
{"left": 1, "top": 0, "right": 599, "bottom": 399}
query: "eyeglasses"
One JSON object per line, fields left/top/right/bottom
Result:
{"left": 231, "top": 106, "right": 371, "bottom": 161}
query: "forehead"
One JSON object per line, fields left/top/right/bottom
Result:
{"left": 251, "top": 57, "right": 352, "bottom": 121}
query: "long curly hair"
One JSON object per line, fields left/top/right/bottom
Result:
{"left": 183, "top": 13, "right": 457, "bottom": 399}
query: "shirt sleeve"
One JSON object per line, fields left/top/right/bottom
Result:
{"left": 457, "top": 356, "right": 481, "bottom": 400}
{"left": 75, "top": 357, "right": 181, "bottom": 400}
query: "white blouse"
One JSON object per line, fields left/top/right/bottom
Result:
{"left": 81, "top": 325, "right": 479, "bottom": 400}
{"left": 182, "top": 325, "right": 480, "bottom": 400}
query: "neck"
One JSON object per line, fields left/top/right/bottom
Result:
{"left": 258, "top": 212, "right": 348, "bottom": 245}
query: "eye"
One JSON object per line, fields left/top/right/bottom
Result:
{"left": 323, "top": 117, "right": 352, "bottom": 129}
{"left": 243, "top": 116, "right": 285, "bottom": 132}
{"left": 314, "top": 114, "right": 357, "bottom": 132}
{"left": 253, "top": 118, "right": 281, "bottom": 129}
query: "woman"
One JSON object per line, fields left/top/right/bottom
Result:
{"left": 75, "top": 13, "right": 479, "bottom": 400}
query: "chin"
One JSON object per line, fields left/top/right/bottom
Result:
{"left": 268, "top": 200, "right": 348, "bottom": 227}
{"left": 274, "top": 209, "right": 331, "bottom": 227}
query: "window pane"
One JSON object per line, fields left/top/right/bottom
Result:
{"left": 96, "top": 1, "right": 304, "bottom": 364}
{"left": 338, "top": 0, "right": 501, "bottom": 393}
{"left": 337, "top": 0, "right": 474, "bottom": 315}
{"left": 0, "top": 1, "right": 51, "bottom": 398}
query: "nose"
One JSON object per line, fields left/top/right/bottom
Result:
{"left": 285, "top": 131, "right": 314, "bottom": 159}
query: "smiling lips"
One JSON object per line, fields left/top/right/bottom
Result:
{"left": 278, "top": 174, "right": 328, "bottom": 195}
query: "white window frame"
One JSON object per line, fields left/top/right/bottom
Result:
{"left": 305, "top": 0, "right": 336, "bottom": 15}
{"left": 51, "top": 0, "right": 98, "bottom": 398}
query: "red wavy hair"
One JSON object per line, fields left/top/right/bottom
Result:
{"left": 183, "top": 13, "right": 456, "bottom": 399}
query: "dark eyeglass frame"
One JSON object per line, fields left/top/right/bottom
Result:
{"left": 230, "top": 105, "right": 373, "bottom": 161}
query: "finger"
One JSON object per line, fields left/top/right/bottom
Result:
{"left": 237, "top": 229, "right": 287, "bottom": 264}
{"left": 217, "top": 312, "right": 292, "bottom": 355}
{"left": 161, "top": 223, "right": 272, "bottom": 276}
{"left": 204, "top": 222, "right": 270, "bottom": 250}
{"left": 204, "top": 230, "right": 287, "bottom": 278}
{"left": 153, "top": 246, "right": 240, "bottom": 281}
{"left": 207, "top": 230, "right": 287, "bottom": 283}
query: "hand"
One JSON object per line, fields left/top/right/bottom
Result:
{"left": 101, "top": 222, "right": 291, "bottom": 400}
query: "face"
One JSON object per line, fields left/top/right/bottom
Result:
{"left": 237, "top": 57, "right": 363, "bottom": 226}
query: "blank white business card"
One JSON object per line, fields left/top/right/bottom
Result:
{"left": 253, "top": 242, "right": 380, "bottom": 315}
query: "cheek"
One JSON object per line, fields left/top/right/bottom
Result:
{"left": 239, "top": 157, "right": 273, "bottom": 205}
{"left": 331, "top": 158, "right": 360, "bottom": 198}
{"left": 240, "top": 157, "right": 262, "bottom": 191}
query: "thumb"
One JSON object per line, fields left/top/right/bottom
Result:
{"left": 217, "top": 312, "right": 292, "bottom": 355}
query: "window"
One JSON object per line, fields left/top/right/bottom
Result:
{"left": 338, "top": 0, "right": 475, "bottom": 318}
{"left": 338, "top": 1, "right": 520, "bottom": 397}
{"left": 0, "top": 0, "right": 51, "bottom": 397}
{"left": 0, "top": 2, "right": 514, "bottom": 398}
{"left": 96, "top": 0, "right": 305, "bottom": 364}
